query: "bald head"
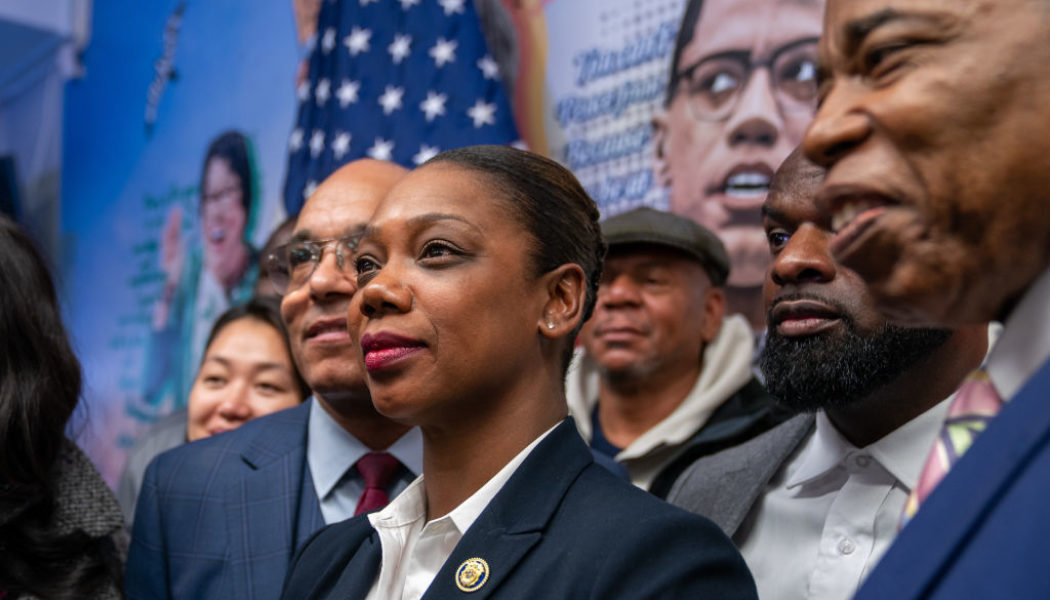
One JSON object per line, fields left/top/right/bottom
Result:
{"left": 769, "top": 147, "right": 825, "bottom": 202}
{"left": 308, "top": 158, "right": 409, "bottom": 212}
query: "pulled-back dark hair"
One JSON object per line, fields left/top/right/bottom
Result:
{"left": 426, "top": 145, "right": 607, "bottom": 372}
{"left": 0, "top": 215, "right": 122, "bottom": 598}
{"left": 203, "top": 296, "right": 311, "bottom": 400}
{"left": 200, "top": 130, "right": 256, "bottom": 218}
{"left": 665, "top": 0, "right": 706, "bottom": 106}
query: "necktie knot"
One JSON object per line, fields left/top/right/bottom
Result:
{"left": 353, "top": 452, "right": 401, "bottom": 515}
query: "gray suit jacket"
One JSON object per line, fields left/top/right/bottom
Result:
{"left": 667, "top": 414, "right": 814, "bottom": 538}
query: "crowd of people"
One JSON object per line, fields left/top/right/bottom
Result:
{"left": 4, "top": 0, "right": 1050, "bottom": 597}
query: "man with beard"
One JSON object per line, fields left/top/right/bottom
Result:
{"left": 668, "top": 150, "right": 988, "bottom": 600}
{"left": 568, "top": 207, "right": 790, "bottom": 498}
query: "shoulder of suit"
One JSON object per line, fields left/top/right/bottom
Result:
{"left": 670, "top": 414, "right": 813, "bottom": 499}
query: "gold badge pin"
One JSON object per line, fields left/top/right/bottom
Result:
{"left": 455, "top": 557, "right": 490, "bottom": 593}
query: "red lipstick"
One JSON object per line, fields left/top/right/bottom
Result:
{"left": 360, "top": 332, "right": 426, "bottom": 372}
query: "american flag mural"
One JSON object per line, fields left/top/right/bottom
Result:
{"left": 283, "top": 0, "right": 521, "bottom": 215}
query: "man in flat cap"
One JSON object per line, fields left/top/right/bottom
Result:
{"left": 568, "top": 207, "right": 789, "bottom": 497}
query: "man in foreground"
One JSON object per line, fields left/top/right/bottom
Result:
{"left": 802, "top": 0, "right": 1050, "bottom": 596}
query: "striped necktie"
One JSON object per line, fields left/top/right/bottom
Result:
{"left": 901, "top": 369, "right": 1003, "bottom": 526}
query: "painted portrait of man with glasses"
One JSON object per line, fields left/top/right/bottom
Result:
{"left": 653, "top": 0, "right": 823, "bottom": 330}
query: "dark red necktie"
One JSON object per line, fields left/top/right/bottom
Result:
{"left": 353, "top": 452, "right": 401, "bottom": 515}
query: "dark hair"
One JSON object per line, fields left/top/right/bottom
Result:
{"left": 665, "top": 0, "right": 706, "bottom": 106}
{"left": 0, "top": 215, "right": 122, "bottom": 598}
{"left": 202, "top": 296, "right": 311, "bottom": 399}
{"left": 426, "top": 145, "right": 607, "bottom": 372}
{"left": 200, "top": 130, "right": 256, "bottom": 218}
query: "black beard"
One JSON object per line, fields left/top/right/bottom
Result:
{"left": 759, "top": 301, "right": 953, "bottom": 413}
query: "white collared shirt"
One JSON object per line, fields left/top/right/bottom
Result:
{"left": 737, "top": 397, "right": 952, "bottom": 600}
{"left": 306, "top": 398, "right": 424, "bottom": 524}
{"left": 985, "top": 268, "right": 1050, "bottom": 402}
{"left": 364, "top": 424, "right": 558, "bottom": 600}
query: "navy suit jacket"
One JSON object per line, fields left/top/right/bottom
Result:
{"left": 856, "top": 358, "right": 1050, "bottom": 599}
{"left": 127, "top": 401, "right": 325, "bottom": 600}
{"left": 281, "top": 419, "right": 757, "bottom": 600}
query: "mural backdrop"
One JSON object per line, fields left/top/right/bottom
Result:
{"left": 62, "top": 0, "right": 822, "bottom": 484}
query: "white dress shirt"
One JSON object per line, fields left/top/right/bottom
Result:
{"left": 306, "top": 398, "right": 424, "bottom": 524}
{"left": 985, "top": 268, "right": 1050, "bottom": 402}
{"left": 738, "top": 397, "right": 952, "bottom": 600}
{"left": 364, "top": 424, "right": 557, "bottom": 600}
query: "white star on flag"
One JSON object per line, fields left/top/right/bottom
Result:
{"left": 321, "top": 28, "right": 337, "bottom": 54}
{"left": 467, "top": 99, "right": 496, "bottom": 128}
{"left": 388, "top": 34, "right": 412, "bottom": 64}
{"left": 289, "top": 128, "right": 304, "bottom": 152}
{"left": 429, "top": 38, "right": 458, "bottom": 68}
{"left": 477, "top": 55, "right": 500, "bottom": 80}
{"left": 399, "top": 0, "right": 420, "bottom": 10}
{"left": 419, "top": 91, "right": 448, "bottom": 122}
{"left": 297, "top": 80, "right": 311, "bottom": 102}
{"left": 359, "top": 0, "right": 377, "bottom": 5}
{"left": 344, "top": 27, "right": 371, "bottom": 56}
{"left": 303, "top": 180, "right": 318, "bottom": 199}
{"left": 367, "top": 137, "right": 395, "bottom": 161}
{"left": 309, "top": 130, "right": 326, "bottom": 157}
{"left": 438, "top": 0, "right": 465, "bottom": 16}
{"left": 315, "top": 78, "right": 331, "bottom": 105}
{"left": 378, "top": 85, "right": 405, "bottom": 115}
{"left": 413, "top": 144, "right": 440, "bottom": 165}
{"left": 332, "top": 132, "right": 351, "bottom": 160}
{"left": 336, "top": 79, "right": 360, "bottom": 108}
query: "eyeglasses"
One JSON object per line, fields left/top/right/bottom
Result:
{"left": 263, "top": 235, "right": 360, "bottom": 293}
{"left": 672, "top": 37, "right": 819, "bottom": 122}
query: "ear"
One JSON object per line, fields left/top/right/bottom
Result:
{"left": 537, "top": 263, "right": 587, "bottom": 339}
{"left": 651, "top": 112, "right": 673, "bottom": 188}
{"left": 699, "top": 285, "right": 727, "bottom": 343}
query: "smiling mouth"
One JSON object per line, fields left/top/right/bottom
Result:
{"left": 831, "top": 197, "right": 890, "bottom": 233}
{"left": 724, "top": 172, "right": 771, "bottom": 198}
{"left": 305, "top": 319, "right": 349, "bottom": 342}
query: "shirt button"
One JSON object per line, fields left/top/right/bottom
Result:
{"left": 838, "top": 538, "right": 856, "bottom": 555}
{"left": 854, "top": 455, "right": 871, "bottom": 468}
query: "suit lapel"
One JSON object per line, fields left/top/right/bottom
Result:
{"left": 724, "top": 415, "right": 813, "bottom": 537}
{"left": 225, "top": 402, "right": 315, "bottom": 598}
{"left": 422, "top": 420, "right": 591, "bottom": 600}
{"left": 858, "top": 358, "right": 1050, "bottom": 599}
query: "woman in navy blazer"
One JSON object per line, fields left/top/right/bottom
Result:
{"left": 280, "top": 145, "right": 757, "bottom": 599}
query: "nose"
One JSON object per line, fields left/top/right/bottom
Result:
{"left": 307, "top": 245, "right": 355, "bottom": 300}
{"left": 216, "top": 384, "right": 252, "bottom": 422}
{"left": 769, "top": 224, "right": 836, "bottom": 287}
{"left": 358, "top": 261, "right": 413, "bottom": 319}
{"left": 725, "top": 68, "right": 782, "bottom": 148}
{"left": 802, "top": 80, "right": 872, "bottom": 167}
{"left": 597, "top": 273, "right": 642, "bottom": 310}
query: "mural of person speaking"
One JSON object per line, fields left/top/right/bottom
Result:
{"left": 138, "top": 130, "right": 260, "bottom": 418}
{"left": 653, "top": 0, "right": 823, "bottom": 330}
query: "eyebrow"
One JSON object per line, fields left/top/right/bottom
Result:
{"left": 760, "top": 204, "right": 790, "bottom": 222}
{"left": 203, "top": 356, "right": 291, "bottom": 373}
{"left": 843, "top": 8, "right": 952, "bottom": 50}
{"left": 289, "top": 225, "right": 365, "bottom": 243}
{"left": 360, "top": 212, "right": 483, "bottom": 240}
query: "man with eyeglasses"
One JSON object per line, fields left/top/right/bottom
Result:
{"left": 127, "top": 159, "right": 422, "bottom": 600}
{"left": 652, "top": 0, "right": 823, "bottom": 331}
